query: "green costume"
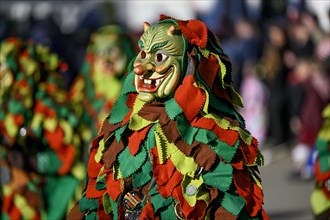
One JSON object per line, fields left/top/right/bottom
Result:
{"left": 69, "top": 15, "right": 269, "bottom": 220}
{"left": 69, "top": 25, "right": 135, "bottom": 153}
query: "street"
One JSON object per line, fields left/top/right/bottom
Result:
{"left": 260, "top": 144, "right": 315, "bottom": 220}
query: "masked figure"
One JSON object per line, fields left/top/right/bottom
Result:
{"left": 69, "top": 25, "right": 135, "bottom": 154}
{"left": 69, "top": 15, "right": 268, "bottom": 219}
{"left": 310, "top": 104, "right": 330, "bottom": 220}
{"left": 0, "top": 38, "right": 84, "bottom": 220}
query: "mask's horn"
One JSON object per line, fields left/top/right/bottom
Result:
{"left": 143, "top": 22, "right": 151, "bottom": 32}
{"left": 168, "top": 25, "right": 176, "bottom": 36}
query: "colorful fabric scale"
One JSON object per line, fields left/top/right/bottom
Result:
{"left": 71, "top": 15, "right": 269, "bottom": 219}
{"left": 0, "top": 38, "right": 85, "bottom": 220}
{"left": 310, "top": 104, "right": 330, "bottom": 218}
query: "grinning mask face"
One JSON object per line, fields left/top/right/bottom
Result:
{"left": 93, "top": 33, "right": 128, "bottom": 78}
{"left": 133, "top": 22, "right": 184, "bottom": 102}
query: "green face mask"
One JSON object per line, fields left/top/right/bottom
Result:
{"left": 92, "top": 33, "right": 128, "bottom": 78}
{"left": 133, "top": 22, "right": 184, "bottom": 102}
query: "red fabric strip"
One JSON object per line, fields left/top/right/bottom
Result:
{"left": 240, "top": 139, "right": 258, "bottom": 166}
{"left": 174, "top": 75, "right": 206, "bottom": 121}
{"left": 86, "top": 178, "right": 105, "bottom": 199}
{"left": 128, "top": 125, "right": 152, "bottom": 156}
{"left": 105, "top": 171, "right": 122, "bottom": 201}
{"left": 198, "top": 55, "right": 219, "bottom": 89}
{"left": 233, "top": 168, "right": 263, "bottom": 217}
{"left": 191, "top": 116, "right": 239, "bottom": 146}
{"left": 87, "top": 148, "right": 103, "bottom": 178}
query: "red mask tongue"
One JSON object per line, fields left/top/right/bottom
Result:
{"left": 138, "top": 78, "right": 158, "bottom": 92}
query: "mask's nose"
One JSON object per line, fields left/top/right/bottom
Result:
{"left": 134, "top": 62, "right": 155, "bottom": 76}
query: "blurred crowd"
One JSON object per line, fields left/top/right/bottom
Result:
{"left": 0, "top": 0, "right": 329, "bottom": 219}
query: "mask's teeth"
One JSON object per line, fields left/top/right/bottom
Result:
{"left": 140, "top": 76, "right": 143, "bottom": 79}
{"left": 144, "top": 79, "right": 152, "bottom": 85}
{"left": 155, "top": 79, "right": 161, "bottom": 87}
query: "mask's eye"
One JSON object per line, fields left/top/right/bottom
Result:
{"left": 140, "top": 50, "right": 147, "bottom": 60}
{"left": 155, "top": 52, "right": 168, "bottom": 63}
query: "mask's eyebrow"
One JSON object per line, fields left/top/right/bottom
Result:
{"left": 150, "top": 40, "right": 169, "bottom": 52}
{"left": 138, "top": 39, "right": 144, "bottom": 49}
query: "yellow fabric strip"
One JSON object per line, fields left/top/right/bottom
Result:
{"left": 5, "top": 114, "right": 18, "bottom": 138}
{"left": 3, "top": 185, "right": 12, "bottom": 196}
{"left": 44, "top": 117, "right": 58, "bottom": 132}
{"left": 154, "top": 125, "right": 198, "bottom": 176}
{"left": 249, "top": 168, "right": 262, "bottom": 189}
{"left": 31, "top": 113, "right": 44, "bottom": 130}
{"left": 71, "top": 162, "right": 86, "bottom": 181}
{"left": 95, "top": 138, "right": 105, "bottom": 163}
{"left": 14, "top": 194, "right": 36, "bottom": 219}
{"left": 182, "top": 175, "right": 209, "bottom": 207}
{"left": 60, "top": 120, "right": 73, "bottom": 144}
{"left": 311, "top": 188, "right": 330, "bottom": 215}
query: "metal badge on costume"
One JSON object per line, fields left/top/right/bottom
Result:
{"left": 123, "top": 191, "right": 145, "bottom": 220}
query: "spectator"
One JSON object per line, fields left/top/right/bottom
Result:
{"left": 239, "top": 59, "right": 268, "bottom": 146}
{"left": 291, "top": 58, "right": 330, "bottom": 179}
{"left": 257, "top": 21, "right": 292, "bottom": 145}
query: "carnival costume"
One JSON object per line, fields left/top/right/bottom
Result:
{"left": 70, "top": 25, "right": 135, "bottom": 149}
{"left": 0, "top": 38, "right": 84, "bottom": 219}
{"left": 69, "top": 15, "right": 269, "bottom": 219}
{"left": 311, "top": 104, "right": 330, "bottom": 219}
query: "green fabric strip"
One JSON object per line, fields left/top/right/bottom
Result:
{"left": 221, "top": 192, "right": 245, "bottom": 216}
{"left": 109, "top": 94, "right": 130, "bottom": 124}
{"left": 319, "top": 154, "right": 330, "bottom": 173}
{"left": 86, "top": 211, "right": 98, "bottom": 220}
{"left": 132, "top": 159, "right": 152, "bottom": 188}
{"left": 121, "top": 68, "right": 137, "bottom": 95}
{"left": 96, "top": 175, "right": 106, "bottom": 190}
{"left": 150, "top": 187, "right": 174, "bottom": 213}
{"left": 79, "top": 194, "right": 98, "bottom": 212}
{"left": 1, "top": 213, "right": 10, "bottom": 220}
{"left": 36, "top": 150, "right": 62, "bottom": 174}
{"left": 164, "top": 98, "right": 183, "bottom": 120}
{"left": 203, "top": 160, "right": 233, "bottom": 192}
{"left": 103, "top": 193, "right": 113, "bottom": 215}
{"left": 45, "top": 175, "right": 78, "bottom": 219}
{"left": 145, "top": 125, "right": 156, "bottom": 150}
{"left": 176, "top": 116, "right": 199, "bottom": 145}
{"left": 159, "top": 202, "right": 177, "bottom": 220}
{"left": 115, "top": 123, "right": 128, "bottom": 142}
{"left": 194, "top": 128, "right": 217, "bottom": 144}
{"left": 208, "top": 93, "right": 245, "bottom": 126}
{"left": 209, "top": 139, "right": 240, "bottom": 163}
{"left": 316, "top": 138, "right": 328, "bottom": 153}
{"left": 118, "top": 146, "right": 147, "bottom": 178}
{"left": 109, "top": 194, "right": 119, "bottom": 219}
{"left": 8, "top": 99, "right": 24, "bottom": 114}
